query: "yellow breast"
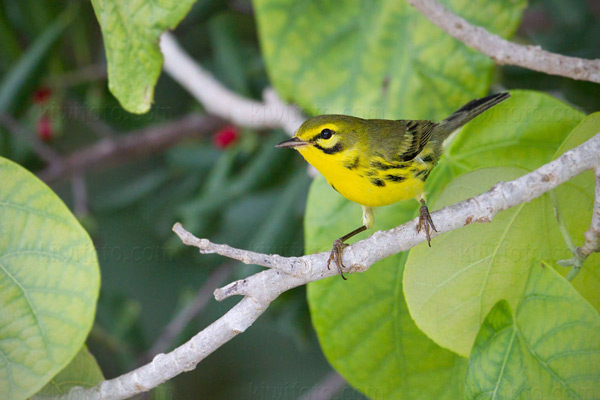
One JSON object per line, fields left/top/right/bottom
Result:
{"left": 298, "top": 147, "right": 433, "bottom": 207}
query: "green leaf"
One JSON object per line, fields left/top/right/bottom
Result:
{"left": 0, "top": 157, "right": 100, "bottom": 400}
{"left": 403, "top": 93, "right": 594, "bottom": 357}
{"left": 551, "top": 113, "right": 600, "bottom": 311}
{"left": 404, "top": 167, "right": 568, "bottom": 357}
{"left": 32, "top": 347, "right": 104, "bottom": 398}
{"left": 90, "top": 0, "right": 196, "bottom": 113}
{"left": 253, "top": 0, "right": 526, "bottom": 120}
{"left": 0, "top": 9, "right": 71, "bottom": 114}
{"left": 465, "top": 300, "right": 527, "bottom": 400}
{"left": 306, "top": 176, "right": 467, "bottom": 399}
{"left": 465, "top": 263, "right": 600, "bottom": 399}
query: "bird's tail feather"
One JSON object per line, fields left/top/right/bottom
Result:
{"left": 436, "top": 92, "right": 510, "bottom": 139}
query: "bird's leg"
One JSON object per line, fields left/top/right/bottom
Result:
{"left": 416, "top": 196, "right": 437, "bottom": 246}
{"left": 328, "top": 206, "right": 374, "bottom": 280}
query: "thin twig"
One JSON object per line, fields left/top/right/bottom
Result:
{"left": 59, "top": 133, "right": 600, "bottom": 400}
{"left": 38, "top": 114, "right": 226, "bottom": 182}
{"left": 578, "top": 167, "right": 600, "bottom": 256}
{"left": 71, "top": 172, "right": 88, "bottom": 216}
{"left": 173, "top": 224, "right": 309, "bottom": 276}
{"left": 562, "top": 166, "right": 600, "bottom": 280}
{"left": 407, "top": 0, "right": 600, "bottom": 83}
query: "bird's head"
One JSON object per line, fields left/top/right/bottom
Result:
{"left": 276, "top": 115, "right": 364, "bottom": 167}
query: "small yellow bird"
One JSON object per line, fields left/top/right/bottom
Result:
{"left": 277, "top": 92, "right": 510, "bottom": 279}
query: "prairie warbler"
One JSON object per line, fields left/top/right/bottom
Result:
{"left": 277, "top": 92, "right": 510, "bottom": 279}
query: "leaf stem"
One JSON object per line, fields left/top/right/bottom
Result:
{"left": 551, "top": 191, "right": 577, "bottom": 254}
{"left": 559, "top": 167, "right": 600, "bottom": 281}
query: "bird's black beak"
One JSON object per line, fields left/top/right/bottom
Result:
{"left": 275, "top": 137, "right": 310, "bottom": 149}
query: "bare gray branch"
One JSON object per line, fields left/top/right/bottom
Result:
{"left": 407, "top": 0, "right": 600, "bottom": 83}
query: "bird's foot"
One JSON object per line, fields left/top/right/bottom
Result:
{"left": 416, "top": 204, "right": 437, "bottom": 246}
{"left": 327, "top": 238, "right": 348, "bottom": 280}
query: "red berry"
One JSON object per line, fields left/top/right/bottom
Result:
{"left": 33, "top": 86, "right": 52, "bottom": 104}
{"left": 213, "top": 125, "right": 239, "bottom": 149}
{"left": 37, "top": 115, "right": 53, "bottom": 141}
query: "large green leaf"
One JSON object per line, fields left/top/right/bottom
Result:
{"left": 306, "top": 176, "right": 467, "bottom": 399}
{"left": 465, "top": 301, "right": 527, "bottom": 400}
{"left": 32, "top": 347, "right": 104, "bottom": 398}
{"left": 465, "top": 264, "right": 600, "bottom": 399}
{"left": 90, "top": 0, "right": 196, "bottom": 113}
{"left": 404, "top": 111, "right": 600, "bottom": 357}
{"left": 404, "top": 167, "right": 565, "bottom": 357}
{"left": 254, "top": 0, "right": 526, "bottom": 120}
{"left": 0, "top": 157, "right": 100, "bottom": 400}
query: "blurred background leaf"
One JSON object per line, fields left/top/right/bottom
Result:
{"left": 0, "top": 0, "right": 598, "bottom": 398}
{"left": 253, "top": 0, "right": 526, "bottom": 119}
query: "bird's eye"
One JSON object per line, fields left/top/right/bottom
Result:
{"left": 320, "top": 128, "right": 334, "bottom": 140}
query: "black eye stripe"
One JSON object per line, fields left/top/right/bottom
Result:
{"left": 314, "top": 142, "right": 344, "bottom": 154}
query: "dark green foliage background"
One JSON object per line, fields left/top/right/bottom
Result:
{"left": 1, "top": 0, "right": 599, "bottom": 398}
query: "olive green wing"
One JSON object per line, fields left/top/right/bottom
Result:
{"left": 369, "top": 119, "right": 436, "bottom": 162}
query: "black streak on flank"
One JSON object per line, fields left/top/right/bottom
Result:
{"left": 421, "top": 154, "right": 434, "bottom": 163}
{"left": 415, "top": 169, "right": 430, "bottom": 181}
{"left": 385, "top": 174, "right": 406, "bottom": 182}
{"left": 314, "top": 142, "right": 344, "bottom": 155}
{"left": 344, "top": 156, "right": 360, "bottom": 170}
{"left": 331, "top": 184, "right": 339, "bottom": 193}
{"left": 371, "top": 178, "right": 386, "bottom": 187}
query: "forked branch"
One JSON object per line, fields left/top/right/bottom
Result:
{"left": 60, "top": 133, "right": 600, "bottom": 400}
